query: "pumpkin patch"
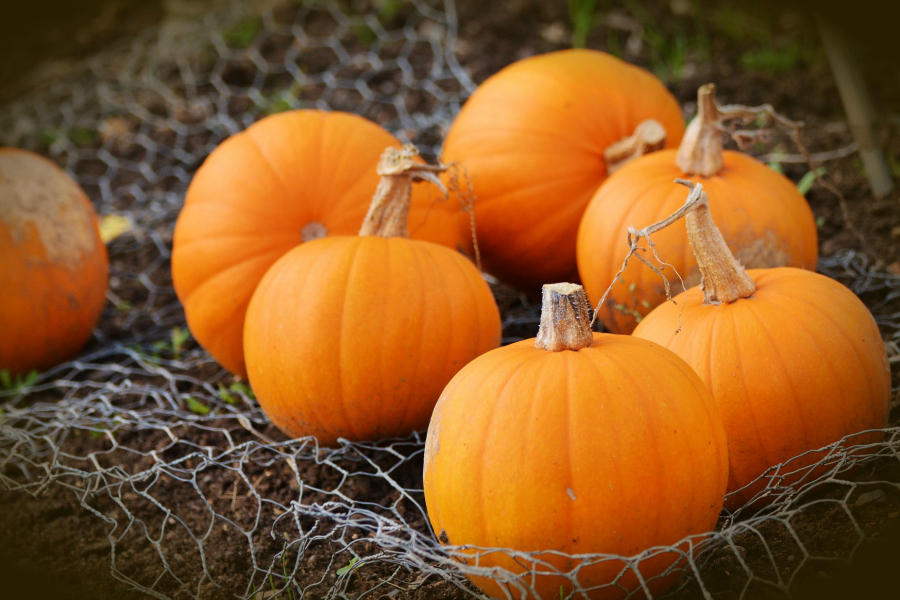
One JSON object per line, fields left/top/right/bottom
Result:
{"left": 3, "top": 4, "right": 898, "bottom": 598}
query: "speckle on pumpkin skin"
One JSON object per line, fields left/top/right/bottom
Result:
{"left": 731, "top": 230, "right": 793, "bottom": 270}
{"left": 0, "top": 151, "right": 98, "bottom": 270}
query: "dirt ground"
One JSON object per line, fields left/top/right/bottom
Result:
{"left": 1, "top": 1, "right": 899, "bottom": 599}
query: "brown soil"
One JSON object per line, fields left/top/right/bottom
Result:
{"left": 2, "top": 1, "right": 899, "bottom": 599}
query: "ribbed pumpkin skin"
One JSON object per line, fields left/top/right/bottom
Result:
{"left": 244, "top": 236, "right": 501, "bottom": 445}
{"left": 441, "top": 49, "right": 685, "bottom": 290}
{"left": 0, "top": 149, "right": 108, "bottom": 375}
{"left": 424, "top": 334, "right": 728, "bottom": 599}
{"left": 172, "top": 111, "right": 459, "bottom": 378}
{"left": 577, "top": 151, "right": 818, "bottom": 334}
{"left": 633, "top": 268, "right": 891, "bottom": 508}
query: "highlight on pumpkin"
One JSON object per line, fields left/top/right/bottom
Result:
{"left": 171, "top": 110, "right": 461, "bottom": 379}
{"left": 442, "top": 48, "right": 685, "bottom": 290}
{"left": 0, "top": 148, "right": 109, "bottom": 376}
{"left": 243, "top": 145, "right": 501, "bottom": 446}
{"left": 424, "top": 281, "right": 728, "bottom": 599}
{"left": 633, "top": 179, "right": 891, "bottom": 509}
{"left": 577, "top": 83, "right": 818, "bottom": 334}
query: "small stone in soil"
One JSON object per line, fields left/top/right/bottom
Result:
{"left": 854, "top": 490, "right": 887, "bottom": 506}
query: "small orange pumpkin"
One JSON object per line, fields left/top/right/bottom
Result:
{"left": 633, "top": 181, "right": 890, "bottom": 509}
{"left": 244, "top": 147, "right": 501, "bottom": 445}
{"left": 441, "top": 49, "right": 685, "bottom": 289}
{"left": 172, "top": 110, "right": 460, "bottom": 378}
{"left": 424, "top": 283, "right": 727, "bottom": 599}
{"left": 578, "top": 84, "right": 818, "bottom": 333}
{"left": 0, "top": 148, "right": 109, "bottom": 374}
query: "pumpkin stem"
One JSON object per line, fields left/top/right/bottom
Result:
{"left": 604, "top": 119, "right": 667, "bottom": 175}
{"left": 676, "top": 83, "right": 806, "bottom": 177}
{"left": 676, "top": 179, "right": 756, "bottom": 304}
{"left": 536, "top": 283, "right": 594, "bottom": 352}
{"left": 301, "top": 221, "right": 327, "bottom": 242}
{"left": 358, "top": 145, "right": 448, "bottom": 238}
{"left": 675, "top": 84, "right": 725, "bottom": 177}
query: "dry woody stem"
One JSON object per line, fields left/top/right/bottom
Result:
{"left": 604, "top": 119, "right": 667, "bottom": 175}
{"left": 676, "top": 83, "right": 804, "bottom": 177}
{"left": 681, "top": 181, "right": 756, "bottom": 304}
{"left": 358, "top": 144, "right": 447, "bottom": 238}
{"left": 536, "top": 283, "right": 594, "bottom": 352}
{"left": 589, "top": 178, "right": 755, "bottom": 325}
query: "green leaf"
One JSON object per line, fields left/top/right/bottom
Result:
{"left": 225, "top": 17, "right": 262, "bottom": 49}
{"left": 336, "top": 556, "right": 359, "bottom": 576}
{"left": 21, "top": 370, "right": 39, "bottom": 388}
{"left": 568, "top": 0, "right": 596, "bottom": 49}
{"left": 69, "top": 127, "right": 99, "bottom": 146}
{"left": 351, "top": 23, "right": 377, "bottom": 47}
{"left": 0, "top": 369, "right": 39, "bottom": 391}
{"left": 40, "top": 130, "right": 60, "bottom": 146}
{"left": 797, "top": 167, "right": 826, "bottom": 196}
{"left": 171, "top": 326, "right": 191, "bottom": 357}
{"left": 218, "top": 385, "right": 238, "bottom": 405}
{"left": 887, "top": 152, "right": 900, "bottom": 179}
{"left": 230, "top": 382, "right": 255, "bottom": 399}
{"left": 185, "top": 397, "right": 211, "bottom": 416}
{"left": 377, "top": 0, "right": 404, "bottom": 23}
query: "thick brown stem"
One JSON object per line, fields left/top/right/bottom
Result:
{"left": 678, "top": 180, "right": 756, "bottom": 304}
{"left": 676, "top": 84, "right": 724, "bottom": 177}
{"left": 604, "top": 119, "right": 667, "bottom": 175}
{"left": 676, "top": 83, "right": 806, "bottom": 177}
{"left": 358, "top": 145, "right": 447, "bottom": 238}
{"left": 535, "top": 283, "right": 594, "bottom": 352}
{"left": 589, "top": 179, "right": 754, "bottom": 325}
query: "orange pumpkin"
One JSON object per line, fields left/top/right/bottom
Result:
{"left": 0, "top": 148, "right": 108, "bottom": 374}
{"left": 441, "top": 49, "right": 685, "bottom": 289}
{"left": 633, "top": 181, "right": 890, "bottom": 509}
{"left": 578, "top": 84, "right": 818, "bottom": 334}
{"left": 244, "top": 147, "right": 501, "bottom": 445}
{"left": 172, "top": 110, "right": 460, "bottom": 378}
{"left": 424, "top": 283, "right": 727, "bottom": 599}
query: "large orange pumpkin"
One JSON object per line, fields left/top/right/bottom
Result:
{"left": 0, "top": 148, "right": 108, "bottom": 374}
{"left": 441, "top": 49, "right": 685, "bottom": 289}
{"left": 424, "top": 283, "right": 727, "bottom": 599}
{"left": 172, "top": 111, "right": 460, "bottom": 378}
{"left": 244, "top": 147, "right": 501, "bottom": 445}
{"left": 578, "top": 84, "right": 818, "bottom": 334}
{"left": 633, "top": 181, "right": 890, "bottom": 509}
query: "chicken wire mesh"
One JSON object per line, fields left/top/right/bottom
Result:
{"left": 1, "top": 0, "right": 899, "bottom": 598}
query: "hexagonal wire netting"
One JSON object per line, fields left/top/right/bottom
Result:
{"left": 1, "top": 1, "right": 898, "bottom": 598}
